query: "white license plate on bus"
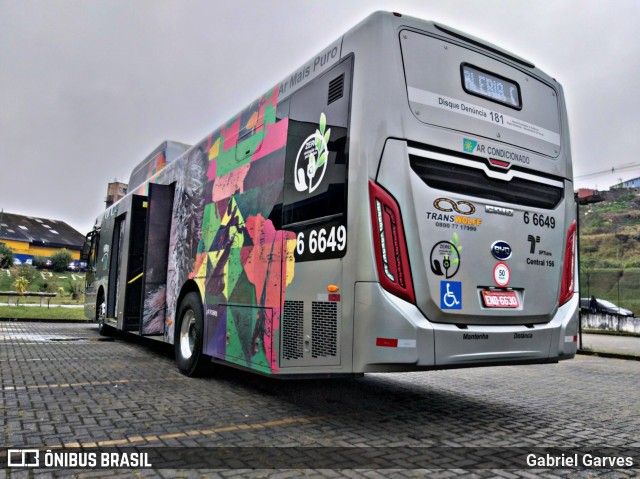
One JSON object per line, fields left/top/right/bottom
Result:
{"left": 481, "top": 290, "right": 519, "bottom": 308}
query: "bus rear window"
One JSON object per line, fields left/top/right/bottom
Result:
{"left": 400, "top": 30, "right": 561, "bottom": 158}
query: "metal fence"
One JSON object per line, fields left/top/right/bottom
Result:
{"left": 579, "top": 269, "right": 640, "bottom": 316}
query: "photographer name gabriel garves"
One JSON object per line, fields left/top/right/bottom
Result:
{"left": 526, "top": 452, "right": 634, "bottom": 468}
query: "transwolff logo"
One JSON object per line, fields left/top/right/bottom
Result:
{"left": 433, "top": 198, "right": 476, "bottom": 215}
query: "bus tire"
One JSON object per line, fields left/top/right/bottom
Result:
{"left": 96, "top": 295, "right": 113, "bottom": 336}
{"left": 175, "top": 292, "right": 209, "bottom": 377}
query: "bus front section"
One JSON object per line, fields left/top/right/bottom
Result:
{"left": 355, "top": 14, "right": 578, "bottom": 371}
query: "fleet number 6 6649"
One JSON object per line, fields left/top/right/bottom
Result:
{"left": 523, "top": 212, "right": 555, "bottom": 229}
{"left": 296, "top": 225, "right": 347, "bottom": 255}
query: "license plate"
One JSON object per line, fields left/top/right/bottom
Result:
{"left": 482, "top": 290, "right": 519, "bottom": 308}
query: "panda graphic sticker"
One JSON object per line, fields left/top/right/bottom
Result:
{"left": 294, "top": 112, "right": 331, "bottom": 194}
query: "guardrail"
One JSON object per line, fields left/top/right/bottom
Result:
{"left": 0, "top": 292, "right": 57, "bottom": 307}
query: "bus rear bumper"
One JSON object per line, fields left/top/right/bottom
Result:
{"left": 353, "top": 282, "right": 579, "bottom": 372}
{"left": 432, "top": 295, "right": 579, "bottom": 366}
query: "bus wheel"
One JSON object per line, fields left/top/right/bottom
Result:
{"left": 175, "top": 292, "right": 209, "bottom": 377}
{"left": 96, "top": 297, "right": 112, "bottom": 336}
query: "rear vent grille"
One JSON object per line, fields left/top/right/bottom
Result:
{"left": 328, "top": 74, "right": 345, "bottom": 105}
{"left": 311, "top": 301, "right": 337, "bottom": 358}
{"left": 410, "top": 154, "right": 563, "bottom": 209}
{"left": 282, "top": 300, "right": 304, "bottom": 360}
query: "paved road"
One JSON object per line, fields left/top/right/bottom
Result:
{"left": 0, "top": 321, "right": 639, "bottom": 478}
{"left": 582, "top": 332, "right": 640, "bottom": 357}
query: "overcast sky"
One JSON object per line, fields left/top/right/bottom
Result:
{"left": 1, "top": 0, "right": 639, "bottom": 234}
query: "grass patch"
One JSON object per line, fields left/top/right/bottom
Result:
{"left": 0, "top": 268, "right": 85, "bottom": 304}
{"left": 0, "top": 306, "right": 87, "bottom": 320}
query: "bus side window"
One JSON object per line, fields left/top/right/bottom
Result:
{"left": 93, "top": 235, "right": 100, "bottom": 270}
{"left": 281, "top": 57, "right": 352, "bottom": 261}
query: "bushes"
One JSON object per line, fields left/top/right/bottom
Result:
{"left": 0, "top": 244, "right": 14, "bottom": 268}
{"left": 67, "top": 280, "right": 83, "bottom": 300}
{"left": 51, "top": 249, "right": 73, "bottom": 272}
{"left": 39, "top": 281, "right": 57, "bottom": 294}
{"left": 32, "top": 256, "right": 48, "bottom": 269}
{"left": 13, "top": 264, "right": 38, "bottom": 282}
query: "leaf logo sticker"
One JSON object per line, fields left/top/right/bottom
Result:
{"left": 294, "top": 112, "right": 331, "bottom": 193}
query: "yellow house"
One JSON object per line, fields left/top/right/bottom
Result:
{"left": 0, "top": 211, "right": 85, "bottom": 264}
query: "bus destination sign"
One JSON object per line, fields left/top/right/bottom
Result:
{"left": 461, "top": 63, "right": 522, "bottom": 109}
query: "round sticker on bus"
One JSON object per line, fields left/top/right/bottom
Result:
{"left": 294, "top": 112, "right": 331, "bottom": 194}
{"left": 493, "top": 262, "right": 510, "bottom": 287}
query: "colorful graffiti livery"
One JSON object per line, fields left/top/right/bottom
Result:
{"left": 167, "top": 87, "right": 295, "bottom": 373}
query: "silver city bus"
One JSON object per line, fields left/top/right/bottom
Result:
{"left": 84, "top": 11, "right": 578, "bottom": 377}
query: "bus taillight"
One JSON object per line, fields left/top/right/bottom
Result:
{"left": 369, "top": 180, "right": 415, "bottom": 304}
{"left": 559, "top": 220, "right": 577, "bottom": 306}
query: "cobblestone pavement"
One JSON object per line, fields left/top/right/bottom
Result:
{"left": 1, "top": 321, "right": 639, "bottom": 478}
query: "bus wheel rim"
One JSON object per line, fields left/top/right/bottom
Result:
{"left": 180, "top": 310, "right": 196, "bottom": 360}
{"left": 98, "top": 302, "right": 106, "bottom": 325}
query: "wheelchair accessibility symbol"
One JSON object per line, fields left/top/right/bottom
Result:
{"left": 440, "top": 281, "right": 462, "bottom": 310}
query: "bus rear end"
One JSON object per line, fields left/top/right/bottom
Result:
{"left": 354, "top": 13, "right": 578, "bottom": 371}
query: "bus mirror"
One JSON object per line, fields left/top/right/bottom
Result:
{"left": 81, "top": 232, "right": 94, "bottom": 261}
{"left": 81, "top": 242, "right": 90, "bottom": 261}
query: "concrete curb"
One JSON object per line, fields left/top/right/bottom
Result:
{"left": 0, "top": 317, "right": 94, "bottom": 323}
{"left": 583, "top": 329, "right": 640, "bottom": 338}
{"left": 578, "top": 349, "right": 640, "bottom": 361}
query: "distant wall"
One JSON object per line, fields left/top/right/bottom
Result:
{"left": 581, "top": 313, "right": 640, "bottom": 333}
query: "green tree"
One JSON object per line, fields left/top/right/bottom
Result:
{"left": 13, "top": 276, "right": 29, "bottom": 306}
{"left": 0, "top": 243, "right": 15, "bottom": 269}
{"left": 51, "top": 248, "right": 73, "bottom": 272}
